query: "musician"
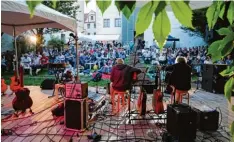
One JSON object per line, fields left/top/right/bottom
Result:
{"left": 165, "top": 56, "right": 191, "bottom": 103}
{"left": 110, "top": 58, "right": 142, "bottom": 113}
{"left": 53, "top": 70, "right": 73, "bottom": 102}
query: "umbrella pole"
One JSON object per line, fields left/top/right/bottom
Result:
{"left": 13, "top": 26, "right": 19, "bottom": 78}
{"left": 75, "top": 33, "right": 80, "bottom": 82}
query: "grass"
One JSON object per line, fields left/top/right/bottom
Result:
{"left": 2, "top": 69, "right": 110, "bottom": 87}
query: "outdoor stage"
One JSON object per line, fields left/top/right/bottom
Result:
{"left": 1, "top": 86, "right": 233, "bottom": 142}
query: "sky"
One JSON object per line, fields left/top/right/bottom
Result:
{"left": 84, "top": 0, "right": 96, "bottom": 13}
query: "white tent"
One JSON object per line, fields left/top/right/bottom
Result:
{"left": 1, "top": 0, "right": 79, "bottom": 77}
{"left": 1, "top": 0, "right": 77, "bottom": 36}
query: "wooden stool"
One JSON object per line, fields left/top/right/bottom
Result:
{"left": 112, "top": 90, "right": 129, "bottom": 112}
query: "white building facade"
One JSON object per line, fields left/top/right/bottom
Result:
{"left": 95, "top": 0, "right": 122, "bottom": 41}
{"left": 84, "top": 10, "right": 96, "bottom": 35}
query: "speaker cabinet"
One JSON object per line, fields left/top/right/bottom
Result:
{"left": 65, "top": 98, "right": 88, "bottom": 131}
{"left": 167, "top": 104, "right": 197, "bottom": 142}
{"left": 193, "top": 108, "right": 219, "bottom": 131}
{"left": 65, "top": 83, "right": 88, "bottom": 99}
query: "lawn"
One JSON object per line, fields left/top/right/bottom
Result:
{"left": 2, "top": 69, "right": 110, "bottom": 87}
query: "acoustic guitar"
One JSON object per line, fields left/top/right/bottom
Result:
{"left": 137, "top": 68, "right": 148, "bottom": 116}
{"left": 152, "top": 67, "right": 164, "bottom": 114}
{"left": 10, "top": 66, "right": 23, "bottom": 92}
{"left": 1, "top": 79, "right": 7, "bottom": 95}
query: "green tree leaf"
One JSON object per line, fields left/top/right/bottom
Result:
{"left": 227, "top": 1, "right": 234, "bottom": 25}
{"left": 219, "top": 4, "right": 225, "bottom": 20}
{"left": 219, "top": 32, "right": 234, "bottom": 56}
{"left": 170, "top": 1, "right": 194, "bottom": 29}
{"left": 206, "top": 2, "right": 223, "bottom": 30}
{"left": 153, "top": 9, "right": 171, "bottom": 49}
{"left": 85, "top": 0, "right": 90, "bottom": 5}
{"left": 51, "top": 0, "right": 57, "bottom": 8}
{"left": 154, "top": 1, "right": 167, "bottom": 17}
{"left": 26, "top": 0, "right": 43, "bottom": 18}
{"left": 207, "top": 40, "right": 223, "bottom": 62}
{"left": 220, "top": 66, "right": 234, "bottom": 77}
{"left": 224, "top": 77, "right": 234, "bottom": 102}
{"left": 96, "top": 1, "right": 111, "bottom": 15}
{"left": 135, "top": 1, "right": 159, "bottom": 36}
{"left": 122, "top": 5, "right": 132, "bottom": 20}
{"left": 231, "top": 121, "right": 234, "bottom": 136}
{"left": 216, "top": 27, "right": 232, "bottom": 36}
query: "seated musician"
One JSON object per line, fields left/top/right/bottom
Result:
{"left": 165, "top": 56, "right": 191, "bottom": 103}
{"left": 110, "top": 58, "right": 142, "bottom": 112}
{"left": 54, "top": 70, "right": 73, "bottom": 102}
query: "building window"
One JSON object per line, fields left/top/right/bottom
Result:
{"left": 87, "top": 24, "right": 90, "bottom": 29}
{"left": 115, "top": 18, "right": 121, "bottom": 27}
{"left": 91, "top": 16, "right": 93, "bottom": 20}
{"left": 103, "top": 19, "right": 110, "bottom": 28}
{"left": 94, "top": 23, "right": 96, "bottom": 28}
{"left": 94, "top": 32, "right": 96, "bottom": 35}
{"left": 88, "top": 33, "right": 90, "bottom": 35}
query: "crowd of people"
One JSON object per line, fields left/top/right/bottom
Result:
{"left": 1, "top": 40, "right": 233, "bottom": 77}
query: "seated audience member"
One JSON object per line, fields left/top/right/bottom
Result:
{"left": 58, "top": 53, "right": 65, "bottom": 63}
{"left": 166, "top": 56, "right": 191, "bottom": 103}
{"left": 226, "top": 55, "right": 233, "bottom": 65}
{"left": 1, "top": 55, "right": 7, "bottom": 73}
{"left": 30, "top": 55, "right": 41, "bottom": 75}
{"left": 21, "top": 54, "right": 31, "bottom": 70}
{"left": 204, "top": 56, "right": 213, "bottom": 64}
{"left": 159, "top": 53, "right": 167, "bottom": 65}
{"left": 40, "top": 53, "right": 49, "bottom": 67}
{"left": 110, "top": 58, "right": 142, "bottom": 113}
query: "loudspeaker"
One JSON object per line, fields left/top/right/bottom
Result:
{"left": 167, "top": 104, "right": 197, "bottom": 142}
{"left": 193, "top": 108, "right": 219, "bottom": 131}
{"left": 202, "top": 64, "right": 227, "bottom": 79}
{"left": 65, "top": 99, "right": 88, "bottom": 131}
{"left": 40, "top": 79, "right": 56, "bottom": 90}
{"left": 202, "top": 77, "right": 226, "bottom": 94}
{"left": 65, "top": 83, "right": 88, "bottom": 99}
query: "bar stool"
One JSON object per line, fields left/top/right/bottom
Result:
{"left": 170, "top": 86, "right": 190, "bottom": 104}
{"left": 112, "top": 90, "right": 129, "bottom": 112}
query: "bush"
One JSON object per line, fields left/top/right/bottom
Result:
{"left": 47, "top": 36, "right": 64, "bottom": 51}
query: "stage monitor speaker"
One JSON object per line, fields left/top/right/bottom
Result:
{"left": 65, "top": 99, "right": 88, "bottom": 131}
{"left": 193, "top": 107, "right": 219, "bottom": 131}
{"left": 65, "top": 83, "right": 88, "bottom": 99}
{"left": 167, "top": 104, "right": 197, "bottom": 142}
{"left": 40, "top": 79, "right": 56, "bottom": 90}
{"left": 202, "top": 77, "right": 226, "bottom": 94}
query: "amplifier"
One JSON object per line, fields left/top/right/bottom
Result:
{"left": 64, "top": 98, "right": 88, "bottom": 131}
{"left": 65, "top": 83, "right": 88, "bottom": 99}
{"left": 193, "top": 107, "right": 219, "bottom": 131}
{"left": 167, "top": 104, "right": 197, "bottom": 142}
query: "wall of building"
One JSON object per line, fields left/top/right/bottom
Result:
{"left": 84, "top": 10, "right": 96, "bottom": 35}
{"left": 96, "top": 0, "right": 121, "bottom": 39}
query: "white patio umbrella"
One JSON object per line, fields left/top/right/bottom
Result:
{"left": 1, "top": 0, "right": 79, "bottom": 79}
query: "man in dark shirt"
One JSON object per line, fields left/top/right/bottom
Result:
{"left": 166, "top": 56, "right": 191, "bottom": 103}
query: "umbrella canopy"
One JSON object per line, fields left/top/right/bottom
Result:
{"left": 1, "top": 0, "right": 77, "bottom": 36}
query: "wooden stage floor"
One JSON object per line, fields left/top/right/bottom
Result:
{"left": 1, "top": 86, "right": 233, "bottom": 142}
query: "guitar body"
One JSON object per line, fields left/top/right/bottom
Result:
{"left": 10, "top": 76, "right": 22, "bottom": 92}
{"left": 1, "top": 79, "right": 7, "bottom": 94}
{"left": 12, "top": 88, "right": 33, "bottom": 112}
{"left": 137, "top": 90, "right": 147, "bottom": 116}
{"left": 10, "top": 66, "right": 24, "bottom": 92}
{"left": 152, "top": 89, "right": 164, "bottom": 114}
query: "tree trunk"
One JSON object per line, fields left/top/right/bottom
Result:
{"left": 36, "top": 28, "right": 44, "bottom": 54}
